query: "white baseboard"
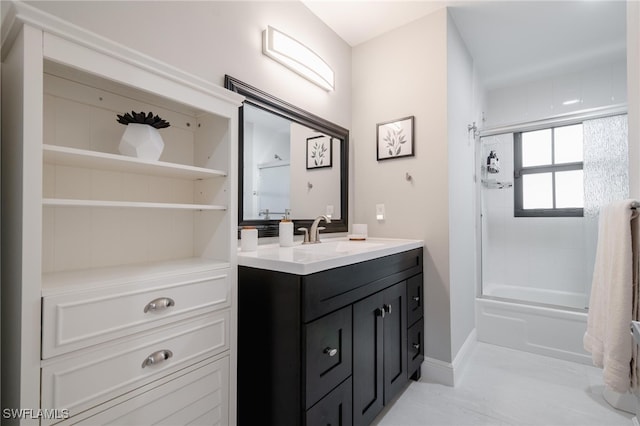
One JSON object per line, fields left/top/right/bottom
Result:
{"left": 422, "top": 356, "right": 454, "bottom": 386}
{"left": 422, "top": 329, "right": 477, "bottom": 387}
{"left": 452, "top": 328, "right": 477, "bottom": 386}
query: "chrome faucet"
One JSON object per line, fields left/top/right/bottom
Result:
{"left": 308, "top": 215, "right": 331, "bottom": 244}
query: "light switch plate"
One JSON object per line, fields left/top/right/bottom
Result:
{"left": 326, "top": 205, "right": 334, "bottom": 218}
{"left": 376, "top": 204, "right": 385, "bottom": 221}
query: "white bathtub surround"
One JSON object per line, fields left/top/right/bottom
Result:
{"left": 377, "top": 343, "right": 633, "bottom": 426}
{"left": 584, "top": 199, "right": 638, "bottom": 393}
{"left": 476, "top": 297, "right": 592, "bottom": 364}
{"left": 483, "top": 283, "right": 588, "bottom": 310}
{"left": 422, "top": 329, "right": 477, "bottom": 387}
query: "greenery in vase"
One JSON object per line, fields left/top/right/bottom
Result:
{"left": 116, "top": 111, "right": 170, "bottom": 129}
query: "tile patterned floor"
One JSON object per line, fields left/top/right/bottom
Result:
{"left": 375, "top": 343, "right": 634, "bottom": 426}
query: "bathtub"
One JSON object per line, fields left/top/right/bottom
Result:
{"left": 477, "top": 286, "right": 640, "bottom": 415}
{"left": 476, "top": 285, "right": 592, "bottom": 364}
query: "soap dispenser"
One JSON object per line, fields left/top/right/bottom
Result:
{"left": 487, "top": 150, "right": 500, "bottom": 174}
{"left": 279, "top": 210, "right": 293, "bottom": 247}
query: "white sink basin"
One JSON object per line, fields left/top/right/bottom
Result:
{"left": 238, "top": 237, "right": 423, "bottom": 275}
{"left": 294, "top": 240, "right": 383, "bottom": 254}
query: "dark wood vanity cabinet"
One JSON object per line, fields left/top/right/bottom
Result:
{"left": 238, "top": 248, "right": 423, "bottom": 426}
{"left": 407, "top": 274, "right": 425, "bottom": 380}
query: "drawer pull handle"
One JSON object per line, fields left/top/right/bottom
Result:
{"left": 142, "top": 349, "right": 173, "bottom": 368}
{"left": 383, "top": 304, "right": 392, "bottom": 315}
{"left": 412, "top": 343, "right": 420, "bottom": 350}
{"left": 413, "top": 296, "right": 420, "bottom": 302}
{"left": 144, "top": 297, "right": 175, "bottom": 313}
{"left": 324, "top": 347, "right": 338, "bottom": 357}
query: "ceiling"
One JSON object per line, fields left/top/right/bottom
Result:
{"left": 302, "top": 0, "right": 627, "bottom": 89}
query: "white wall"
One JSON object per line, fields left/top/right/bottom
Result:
{"left": 352, "top": 8, "right": 452, "bottom": 363}
{"left": 447, "top": 13, "right": 477, "bottom": 361}
{"left": 629, "top": 1, "right": 640, "bottom": 198}
{"left": 483, "top": 59, "right": 626, "bottom": 129}
{"left": 26, "top": 1, "right": 352, "bottom": 130}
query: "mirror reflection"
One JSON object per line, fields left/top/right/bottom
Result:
{"left": 225, "top": 75, "right": 348, "bottom": 237}
{"left": 243, "top": 104, "right": 342, "bottom": 221}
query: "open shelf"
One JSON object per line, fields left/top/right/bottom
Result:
{"left": 43, "top": 144, "right": 226, "bottom": 180}
{"left": 42, "top": 257, "right": 231, "bottom": 296}
{"left": 43, "top": 198, "right": 226, "bottom": 211}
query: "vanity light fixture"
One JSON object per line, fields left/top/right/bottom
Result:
{"left": 263, "top": 25, "right": 335, "bottom": 91}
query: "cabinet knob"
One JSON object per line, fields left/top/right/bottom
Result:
{"left": 144, "top": 297, "right": 175, "bottom": 313}
{"left": 383, "top": 304, "right": 392, "bottom": 315}
{"left": 376, "top": 307, "right": 385, "bottom": 318}
{"left": 412, "top": 343, "right": 420, "bottom": 350}
{"left": 324, "top": 347, "right": 338, "bottom": 357}
{"left": 413, "top": 296, "right": 420, "bottom": 302}
{"left": 141, "top": 349, "right": 173, "bottom": 368}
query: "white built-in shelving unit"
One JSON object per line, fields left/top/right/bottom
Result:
{"left": 2, "top": 2, "right": 243, "bottom": 424}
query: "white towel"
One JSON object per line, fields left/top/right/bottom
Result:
{"left": 584, "top": 199, "right": 637, "bottom": 393}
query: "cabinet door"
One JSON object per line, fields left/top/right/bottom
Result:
{"left": 382, "top": 281, "right": 408, "bottom": 404}
{"left": 353, "top": 291, "right": 384, "bottom": 426}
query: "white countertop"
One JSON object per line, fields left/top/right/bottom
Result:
{"left": 237, "top": 237, "right": 423, "bottom": 275}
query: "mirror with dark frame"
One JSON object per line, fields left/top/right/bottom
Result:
{"left": 225, "top": 75, "right": 349, "bottom": 237}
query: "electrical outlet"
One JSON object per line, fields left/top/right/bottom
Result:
{"left": 376, "top": 204, "right": 385, "bottom": 221}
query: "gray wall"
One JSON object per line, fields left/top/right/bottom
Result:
{"left": 26, "top": 1, "right": 352, "bottom": 129}
{"left": 352, "top": 8, "right": 454, "bottom": 363}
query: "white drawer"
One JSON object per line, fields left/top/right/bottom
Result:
{"left": 71, "top": 356, "right": 229, "bottom": 426}
{"left": 42, "top": 269, "right": 230, "bottom": 358}
{"left": 41, "top": 310, "right": 229, "bottom": 418}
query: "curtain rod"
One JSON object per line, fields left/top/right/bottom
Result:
{"left": 479, "top": 104, "right": 628, "bottom": 138}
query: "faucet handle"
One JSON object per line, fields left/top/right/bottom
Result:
{"left": 315, "top": 226, "right": 326, "bottom": 243}
{"left": 297, "top": 227, "right": 310, "bottom": 244}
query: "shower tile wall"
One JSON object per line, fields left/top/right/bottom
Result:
{"left": 481, "top": 134, "right": 588, "bottom": 308}
{"left": 481, "top": 58, "right": 627, "bottom": 309}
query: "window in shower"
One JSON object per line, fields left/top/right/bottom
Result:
{"left": 514, "top": 123, "right": 584, "bottom": 217}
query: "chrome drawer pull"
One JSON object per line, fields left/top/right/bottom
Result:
{"left": 141, "top": 349, "right": 173, "bottom": 368}
{"left": 383, "top": 304, "right": 392, "bottom": 315}
{"left": 412, "top": 343, "right": 420, "bottom": 350}
{"left": 144, "top": 297, "right": 175, "bottom": 313}
{"left": 324, "top": 347, "right": 338, "bottom": 357}
{"left": 413, "top": 296, "right": 420, "bottom": 302}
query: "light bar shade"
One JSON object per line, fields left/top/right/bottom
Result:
{"left": 263, "top": 26, "right": 335, "bottom": 91}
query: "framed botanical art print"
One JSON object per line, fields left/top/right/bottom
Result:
{"left": 306, "top": 135, "right": 332, "bottom": 169}
{"left": 376, "top": 116, "right": 414, "bottom": 161}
